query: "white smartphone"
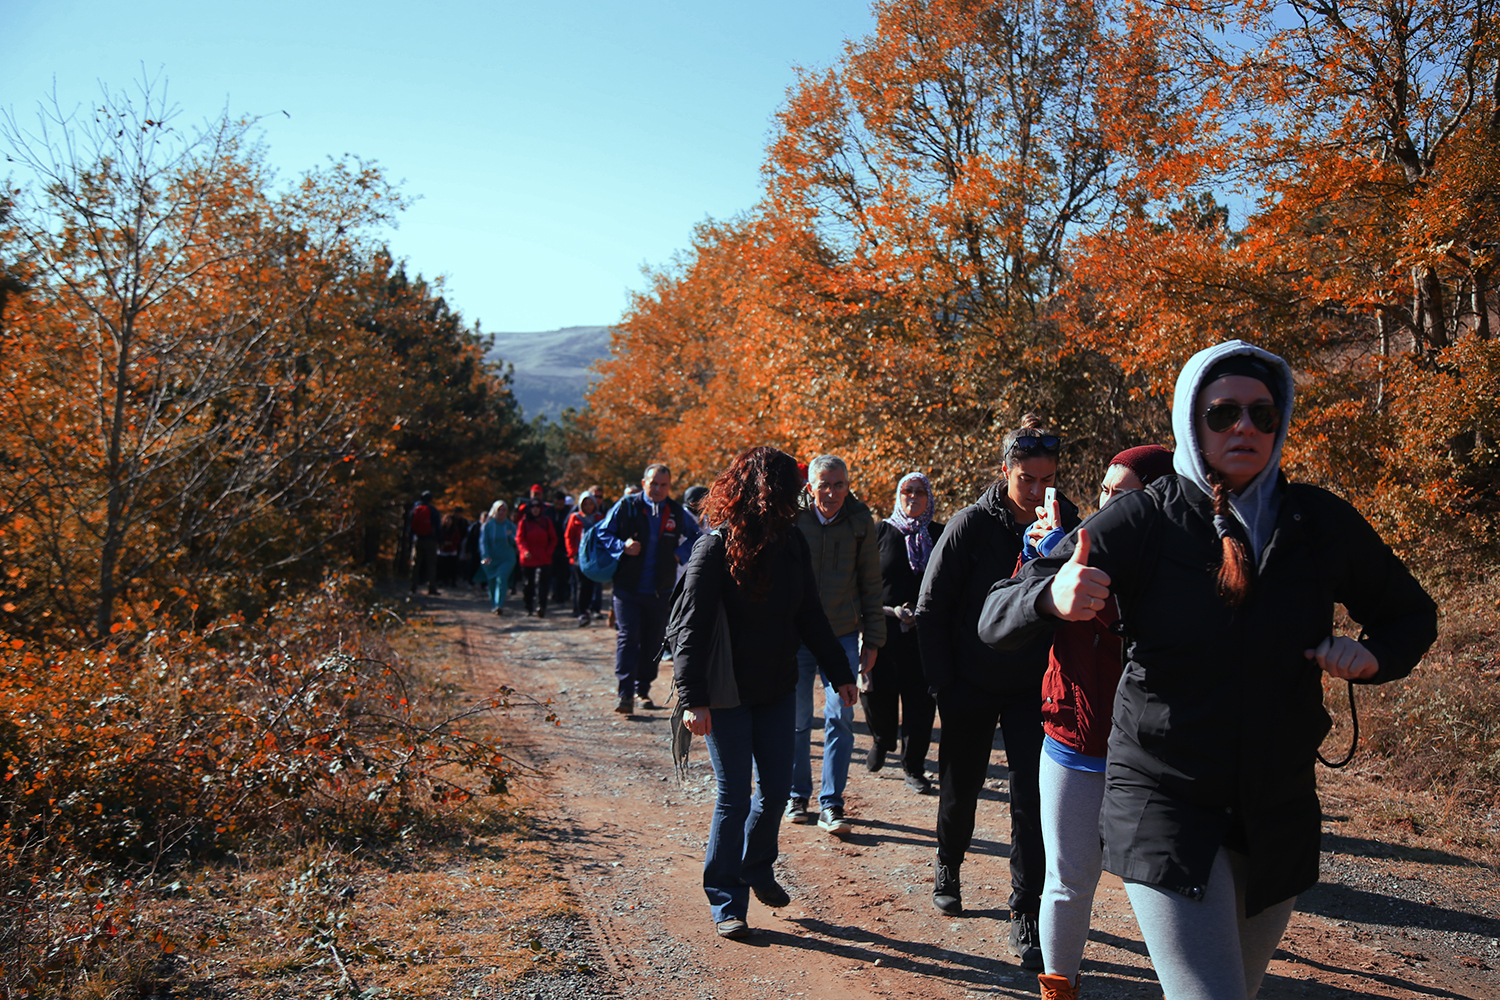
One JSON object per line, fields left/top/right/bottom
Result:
{"left": 1044, "top": 487, "right": 1057, "bottom": 508}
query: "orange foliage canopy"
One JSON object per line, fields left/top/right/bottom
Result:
{"left": 584, "top": 0, "right": 1499, "bottom": 567}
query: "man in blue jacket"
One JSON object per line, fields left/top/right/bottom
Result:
{"left": 595, "top": 463, "right": 700, "bottom": 714}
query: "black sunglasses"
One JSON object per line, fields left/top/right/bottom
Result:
{"left": 1008, "top": 434, "right": 1061, "bottom": 457}
{"left": 1203, "top": 401, "right": 1279, "bottom": 434}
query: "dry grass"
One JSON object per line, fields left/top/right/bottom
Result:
{"left": 1322, "top": 569, "right": 1500, "bottom": 868}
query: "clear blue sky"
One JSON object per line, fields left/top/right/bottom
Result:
{"left": 1, "top": 0, "right": 874, "bottom": 333}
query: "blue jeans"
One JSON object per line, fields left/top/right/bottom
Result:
{"left": 702, "top": 691, "right": 796, "bottom": 922}
{"left": 791, "top": 632, "right": 859, "bottom": 810}
{"left": 612, "top": 589, "right": 671, "bottom": 700}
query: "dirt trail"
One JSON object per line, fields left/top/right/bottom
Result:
{"left": 426, "top": 587, "right": 1499, "bottom": 999}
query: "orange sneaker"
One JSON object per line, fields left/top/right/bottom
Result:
{"left": 1037, "top": 973, "right": 1078, "bottom": 1000}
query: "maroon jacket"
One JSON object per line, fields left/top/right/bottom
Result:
{"left": 1040, "top": 598, "right": 1122, "bottom": 758}
{"left": 1011, "top": 549, "right": 1123, "bottom": 758}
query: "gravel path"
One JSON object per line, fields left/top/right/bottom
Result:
{"left": 424, "top": 587, "right": 1499, "bottom": 999}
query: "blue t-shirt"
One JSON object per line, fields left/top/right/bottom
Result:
{"left": 1043, "top": 734, "right": 1105, "bottom": 773}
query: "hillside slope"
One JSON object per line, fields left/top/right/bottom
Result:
{"left": 487, "top": 325, "right": 614, "bottom": 420}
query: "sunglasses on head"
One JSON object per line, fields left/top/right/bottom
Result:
{"left": 1008, "top": 434, "right": 1061, "bottom": 457}
{"left": 1203, "top": 401, "right": 1279, "bottom": 434}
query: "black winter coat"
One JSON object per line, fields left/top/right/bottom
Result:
{"left": 877, "top": 519, "right": 943, "bottom": 610}
{"left": 673, "top": 529, "right": 853, "bottom": 708}
{"left": 916, "top": 483, "right": 1080, "bottom": 696}
{"left": 978, "top": 474, "right": 1436, "bottom": 914}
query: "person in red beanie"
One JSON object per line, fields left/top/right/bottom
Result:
{"left": 1024, "top": 444, "right": 1172, "bottom": 1000}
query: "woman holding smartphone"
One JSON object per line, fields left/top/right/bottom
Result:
{"left": 915, "top": 415, "right": 1080, "bottom": 969}
{"left": 980, "top": 342, "right": 1436, "bottom": 1000}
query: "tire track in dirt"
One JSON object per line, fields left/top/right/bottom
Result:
{"left": 426, "top": 588, "right": 1500, "bottom": 999}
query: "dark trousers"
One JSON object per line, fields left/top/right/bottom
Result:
{"left": 410, "top": 537, "right": 438, "bottom": 592}
{"left": 552, "top": 555, "right": 572, "bottom": 603}
{"left": 701, "top": 690, "right": 796, "bottom": 922}
{"left": 612, "top": 589, "right": 671, "bottom": 700}
{"left": 860, "top": 628, "right": 937, "bottom": 776}
{"left": 572, "top": 566, "right": 597, "bottom": 616}
{"left": 935, "top": 682, "right": 1045, "bottom": 914}
{"left": 522, "top": 565, "right": 552, "bottom": 613}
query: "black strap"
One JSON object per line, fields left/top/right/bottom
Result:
{"left": 1317, "top": 679, "right": 1359, "bottom": 769}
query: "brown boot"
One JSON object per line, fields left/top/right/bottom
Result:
{"left": 1038, "top": 973, "right": 1077, "bottom": 1000}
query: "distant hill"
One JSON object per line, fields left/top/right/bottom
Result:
{"left": 486, "top": 325, "right": 614, "bottom": 420}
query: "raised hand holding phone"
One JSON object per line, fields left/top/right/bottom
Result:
{"left": 1040, "top": 527, "right": 1112, "bottom": 621}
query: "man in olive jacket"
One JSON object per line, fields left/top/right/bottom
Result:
{"left": 789, "top": 455, "right": 886, "bottom": 835}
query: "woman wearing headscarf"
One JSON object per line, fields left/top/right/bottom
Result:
{"left": 862, "top": 472, "right": 942, "bottom": 793}
{"left": 980, "top": 342, "right": 1436, "bottom": 1000}
{"left": 479, "top": 500, "right": 518, "bottom": 616}
{"left": 674, "top": 447, "right": 856, "bottom": 940}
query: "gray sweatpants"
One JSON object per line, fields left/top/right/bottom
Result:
{"left": 1124, "top": 846, "right": 1296, "bottom": 1000}
{"left": 1038, "top": 753, "right": 1106, "bottom": 982}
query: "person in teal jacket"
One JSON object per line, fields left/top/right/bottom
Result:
{"left": 480, "top": 500, "right": 519, "bottom": 615}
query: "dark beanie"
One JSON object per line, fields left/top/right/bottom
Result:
{"left": 1109, "top": 445, "right": 1174, "bottom": 485}
{"left": 1203, "top": 354, "right": 1283, "bottom": 409}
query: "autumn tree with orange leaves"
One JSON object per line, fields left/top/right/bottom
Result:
{"left": 586, "top": 0, "right": 1204, "bottom": 507}
{"left": 1067, "top": 0, "right": 1500, "bottom": 562}
{"left": 0, "top": 81, "right": 540, "bottom": 640}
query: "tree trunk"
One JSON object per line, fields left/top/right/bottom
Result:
{"left": 1475, "top": 271, "right": 1492, "bottom": 342}
{"left": 1413, "top": 265, "right": 1450, "bottom": 350}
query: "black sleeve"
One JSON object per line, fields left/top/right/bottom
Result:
{"left": 914, "top": 509, "right": 972, "bottom": 692}
{"left": 977, "top": 490, "right": 1158, "bottom": 651}
{"left": 1317, "top": 492, "right": 1438, "bottom": 684}
{"left": 792, "top": 533, "right": 856, "bottom": 688}
{"left": 672, "top": 533, "right": 728, "bottom": 708}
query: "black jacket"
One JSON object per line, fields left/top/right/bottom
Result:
{"left": 878, "top": 519, "right": 943, "bottom": 610}
{"left": 915, "top": 483, "right": 1080, "bottom": 696}
{"left": 978, "top": 474, "right": 1437, "bottom": 914}
{"left": 673, "top": 529, "right": 853, "bottom": 708}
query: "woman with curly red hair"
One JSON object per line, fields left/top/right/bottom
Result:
{"left": 673, "top": 446, "right": 856, "bottom": 940}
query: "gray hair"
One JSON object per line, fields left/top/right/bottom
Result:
{"left": 806, "top": 455, "right": 847, "bottom": 482}
{"left": 643, "top": 462, "right": 671, "bottom": 482}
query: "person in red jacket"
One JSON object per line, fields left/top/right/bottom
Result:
{"left": 516, "top": 500, "right": 559, "bottom": 617}
{"left": 1026, "top": 445, "right": 1173, "bottom": 1000}
{"left": 565, "top": 494, "right": 604, "bottom": 627}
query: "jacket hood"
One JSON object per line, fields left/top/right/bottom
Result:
{"left": 1171, "top": 340, "right": 1295, "bottom": 557}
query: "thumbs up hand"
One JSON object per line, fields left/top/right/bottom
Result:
{"left": 1039, "top": 528, "right": 1113, "bottom": 621}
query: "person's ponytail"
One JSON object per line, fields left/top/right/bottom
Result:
{"left": 1209, "top": 471, "right": 1252, "bottom": 606}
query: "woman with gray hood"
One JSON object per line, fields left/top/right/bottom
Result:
{"left": 978, "top": 341, "right": 1436, "bottom": 1000}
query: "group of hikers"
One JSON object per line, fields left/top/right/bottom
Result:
{"left": 407, "top": 341, "right": 1438, "bottom": 1000}
{"left": 404, "top": 483, "right": 611, "bottom": 625}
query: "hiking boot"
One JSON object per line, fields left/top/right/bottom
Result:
{"left": 614, "top": 695, "right": 633, "bottom": 715}
{"left": 866, "top": 742, "right": 888, "bottom": 773}
{"left": 1038, "top": 973, "right": 1078, "bottom": 1000}
{"left": 904, "top": 771, "right": 934, "bottom": 794}
{"left": 817, "top": 805, "right": 851, "bottom": 836}
{"left": 1009, "top": 911, "right": 1043, "bottom": 969}
{"left": 715, "top": 917, "right": 750, "bottom": 939}
{"left": 933, "top": 861, "right": 962, "bottom": 914}
{"left": 637, "top": 695, "right": 659, "bottom": 710}
{"left": 577, "top": 614, "right": 590, "bottom": 627}
{"left": 784, "top": 797, "right": 812, "bottom": 824}
{"left": 750, "top": 879, "right": 790, "bottom": 908}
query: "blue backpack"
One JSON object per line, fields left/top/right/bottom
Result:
{"left": 577, "top": 520, "right": 618, "bottom": 583}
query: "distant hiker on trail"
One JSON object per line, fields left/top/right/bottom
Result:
{"left": 1022, "top": 444, "right": 1173, "bottom": 1000}
{"left": 787, "top": 455, "right": 884, "bottom": 838}
{"left": 980, "top": 342, "right": 1437, "bottom": 1000}
{"left": 673, "top": 446, "right": 856, "bottom": 941}
{"left": 916, "top": 414, "right": 1078, "bottom": 970}
{"left": 865, "top": 471, "right": 942, "bottom": 796}
{"left": 549, "top": 490, "right": 573, "bottom": 606}
{"left": 595, "top": 463, "right": 700, "bottom": 715}
{"left": 517, "top": 497, "right": 558, "bottom": 617}
{"left": 463, "top": 512, "right": 484, "bottom": 588}
{"left": 437, "top": 510, "right": 467, "bottom": 587}
{"left": 586, "top": 485, "right": 607, "bottom": 616}
{"left": 480, "top": 500, "right": 519, "bottom": 616}
{"left": 565, "top": 494, "right": 605, "bottom": 627}
{"left": 407, "top": 491, "right": 441, "bottom": 595}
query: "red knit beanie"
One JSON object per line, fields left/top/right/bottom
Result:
{"left": 1109, "top": 445, "right": 1174, "bottom": 485}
